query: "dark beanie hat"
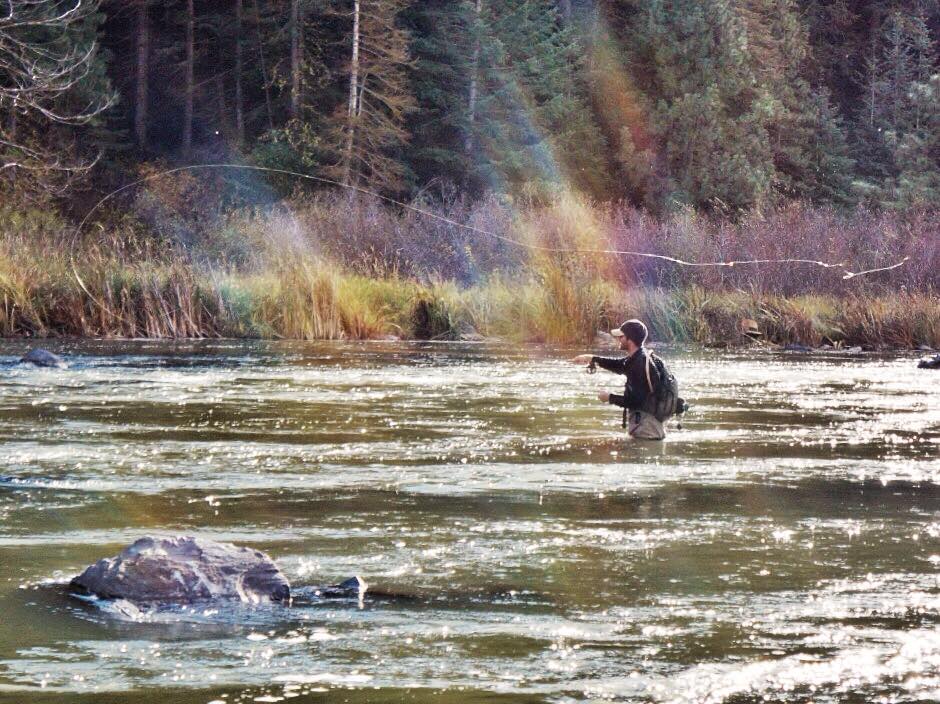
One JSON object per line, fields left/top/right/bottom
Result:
{"left": 611, "top": 319, "right": 648, "bottom": 346}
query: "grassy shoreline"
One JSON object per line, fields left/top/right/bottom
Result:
{"left": 1, "top": 255, "right": 936, "bottom": 349}
{"left": 2, "top": 196, "right": 937, "bottom": 348}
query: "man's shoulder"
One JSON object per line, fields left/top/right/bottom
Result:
{"left": 643, "top": 348, "right": 668, "bottom": 363}
{"left": 638, "top": 348, "right": 666, "bottom": 375}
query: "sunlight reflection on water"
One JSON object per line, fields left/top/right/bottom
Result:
{"left": 0, "top": 341, "right": 938, "bottom": 703}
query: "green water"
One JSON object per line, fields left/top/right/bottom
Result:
{"left": 0, "top": 340, "right": 938, "bottom": 704}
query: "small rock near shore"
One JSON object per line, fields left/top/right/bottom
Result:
{"left": 918, "top": 354, "right": 940, "bottom": 370}
{"left": 781, "top": 343, "right": 813, "bottom": 353}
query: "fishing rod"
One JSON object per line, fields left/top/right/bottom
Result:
{"left": 68, "top": 163, "right": 911, "bottom": 320}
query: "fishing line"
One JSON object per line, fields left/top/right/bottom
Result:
{"left": 70, "top": 162, "right": 910, "bottom": 314}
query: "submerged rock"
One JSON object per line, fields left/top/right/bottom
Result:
{"left": 290, "top": 575, "right": 370, "bottom": 603}
{"left": 318, "top": 575, "right": 368, "bottom": 598}
{"left": 20, "top": 349, "right": 66, "bottom": 368}
{"left": 918, "top": 354, "right": 940, "bottom": 370}
{"left": 781, "top": 343, "right": 813, "bottom": 353}
{"left": 69, "top": 536, "right": 291, "bottom": 605}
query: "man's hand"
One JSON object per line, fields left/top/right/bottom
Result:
{"left": 597, "top": 390, "right": 610, "bottom": 403}
{"left": 571, "top": 354, "right": 593, "bottom": 365}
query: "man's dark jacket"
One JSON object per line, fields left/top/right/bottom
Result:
{"left": 592, "top": 347, "right": 660, "bottom": 411}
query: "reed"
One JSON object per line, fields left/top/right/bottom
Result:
{"left": 1, "top": 198, "right": 936, "bottom": 348}
{"left": 837, "top": 293, "right": 940, "bottom": 349}
{"left": 249, "top": 259, "right": 343, "bottom": 340}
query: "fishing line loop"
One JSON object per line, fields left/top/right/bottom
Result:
{"left": 70, "top": 163, "right": 910, "bottom": 305}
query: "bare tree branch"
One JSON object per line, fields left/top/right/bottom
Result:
{"left": 0, "top": 0, "right": 113, "bottom": 195}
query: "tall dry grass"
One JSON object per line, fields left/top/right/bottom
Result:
{"left": 0, "top": 195, "right": 936, "bottom": 347}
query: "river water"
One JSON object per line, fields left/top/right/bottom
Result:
{"left": 0, "top": 340, "right": 938, "bottom": 704}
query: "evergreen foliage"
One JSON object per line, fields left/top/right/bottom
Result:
{"left": 1, "top": 0, "right": 939, "bottom": 211}
{"left": 468, "top": 0, "right": 609, "bottom": 198}
{"left": 637, "top": 0, "right": 778, "bottom": 210}
{"left": 857, "top": 11, "right": 940, "bottom": 207}
{"left": 404, "top": 0, "right": 475, "bottom": 191}
{"left": 320, "top": 0, "right": 415, "bottom": 190}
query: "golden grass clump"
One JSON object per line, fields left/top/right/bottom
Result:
{"left": 249, "top": 258, "right": 343, "bottom": 340}
{"left": 837, "top": 293, "right": 940, "bottom": 349}
{"left": 755, "top": 296, "right": 842, "bottom": 347}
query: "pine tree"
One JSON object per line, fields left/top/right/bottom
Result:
{"left": 636, "top": 0, "right": 775, "bottom": 210}
{"left": 403, "top": 0, "right": 476, "bottom": 190}
{"left": 585, "top": 1, "right": 663, "bottom": 208}
{"left": 740, "top": 0, "right": 855, "bottom": 204}
{"left": 322, "top": 0, "right": 415, "bottom": 190}
{"left": 857, "top": 11, "right": 939, "bottom": 205}
{"left": 469, "top": 0, "right": 609, "bottom": 198}
{"left": 799, "top": 90, "right": 856, "bottom": 205}
{"left": 890, "top": 75, "right": 940, "bottom": 207}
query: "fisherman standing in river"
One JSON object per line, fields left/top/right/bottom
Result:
{"left": 571, "top": 319, "right": 683, "bottom": 441}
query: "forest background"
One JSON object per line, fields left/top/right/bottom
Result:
{"left": 1, "top": 0, "right": 938, "bottom": 346}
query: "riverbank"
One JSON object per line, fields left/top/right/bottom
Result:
{"left": 2, "top": 196, "right": 937, "bottom": 347}
{"left": 1, "top": 252, "right": 936, "bottom": 348}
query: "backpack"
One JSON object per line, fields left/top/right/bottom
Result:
{"left": 643, "top": 353, "right": 687, "bottom": 423}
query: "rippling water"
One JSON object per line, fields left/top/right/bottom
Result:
{"left": 0, "top": 340, "right": 938, "bottom": 704}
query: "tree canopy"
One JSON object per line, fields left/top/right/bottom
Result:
{"left": 2, "top": 0, "right": 940, "bottom": 212}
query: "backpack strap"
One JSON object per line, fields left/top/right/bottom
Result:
{"left": 645, "top": 352, "right": 655, "bottom": 393}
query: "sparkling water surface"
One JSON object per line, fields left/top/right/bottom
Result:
{"left": 0, "top": 340, "right": 938, "bottom": 704}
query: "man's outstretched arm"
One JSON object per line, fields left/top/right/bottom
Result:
{"left": 570, "top": 354, "right": 628, "bottom": 375}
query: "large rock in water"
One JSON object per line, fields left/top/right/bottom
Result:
{"left": 69, "top": 536, "right": 290, "bottom": 604}
{"left": 20, "top": 349, "right": 66, "bottom": 368}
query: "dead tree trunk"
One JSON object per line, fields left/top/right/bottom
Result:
{"left": 252, "top": 0, "right": 274, "bottom": 130}
{"left": 182, "top": 0, "right": 194, "bottom": 157}
{"left": 235, "top": 0, "right": 244, "bottom": 144}
{"left": 342, "top": 0, "right": 360, "bottom": 185}
{"left": 290, "top": 0, "right": 301, "bottom": 119}
{"left": 135, "top": 0, "right": 149, "bottom": 147}
{"left": 216, "top": 74, "right": 227, "bottom": 139}
{"left": 464, "top": 0, "right": 481, "bottom": 157}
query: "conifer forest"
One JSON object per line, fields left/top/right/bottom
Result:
{"left": 7, "top": 0, "right": 940, "bottom": 208}
{"left": 0, "top": 0, "right": 937, "bottom": 344}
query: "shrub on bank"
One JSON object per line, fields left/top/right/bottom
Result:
{"left": 0, "top": 196, "right": 936, "bottom": 347}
